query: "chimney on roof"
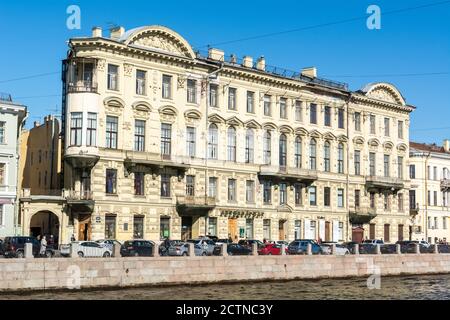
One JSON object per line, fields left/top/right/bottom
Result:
{"left": 110, "top": 26, "right": 125, "bottom": 40}
{"left": 256, "top": 56, "right": 266, "bottom": 71}
{"left": 34, "top": 121, "right": 40, "bottom": 128}
{"left": 444, "top": 139, "right": 450, "bottom": 152}
{"left": 208, "top": 48, "right": 224, "bottom": 61}
{"left": 301, "top": 67, "right": 317, "bottom": 78}
{"left": 242, "top": 56, "right": 253, "bottom": 68}
{"left": 92, "top": 27, "right": 103, "bottom": 38}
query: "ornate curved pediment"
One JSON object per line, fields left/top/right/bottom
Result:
{"left": 397, "top": 143, "right": 408, "bottom": 152}
{"left": 159, "top": 105, "right": 178, "bottom": 116}
{"left": 262, "top": 122, "right": 278, "bottom": 131}
{"left": 245, "top": 119, "right": 262, "bottom": 129}
{"left": 295, "top": 127, "right": 309, "bottom": 136}
{"left": 383, "top": 141, "right": 394, "bottom": 150}
{"left": 226, "top": 116, "right": 244, "bottom": 127}
{"left": 362, "top": 83, "right": 406, "bottom": 106}
{"left": 337, "top": 134, "right": 348, "bottom": 142}
{"left": 353, "top": 136, "right": 365, "bottom": 145}
{"left": 104, "top": 96, "right": 125, "bottom": 108}
{"left": 279, "top": 125, "right": 294, "bottom": 134}
{"left": 368, "top": 138, "right": 380, "bottom": 147}
{"left": 208, "top": 113, "right": 226, "bottom": 124}
{"left": 184, "top": 109, "right": 202, "bottom": 120}
{"left": 132, "top": 101, "right": 152, "bottom": 112}
{"left": 122, "top": 25, "right": 195, "bottom": 59}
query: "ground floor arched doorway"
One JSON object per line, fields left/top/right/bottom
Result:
{"left": 29, "top": 211, "right": 60, "bottom": 247}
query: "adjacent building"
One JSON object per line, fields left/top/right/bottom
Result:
{"left": 17, "top": 25, "right": 416, "bottom": 244}
{"left": 409, "top": 140, "right": 450, "bottom": 243}
{"left": 0, "top": 93, "right": 27, "bottom": 237}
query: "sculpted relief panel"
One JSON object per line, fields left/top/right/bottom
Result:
{"left": 132, "top": 34, "right": 186, "bottom": 56}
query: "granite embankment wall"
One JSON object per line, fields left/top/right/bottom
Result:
{"left": 1, "top": 254, "right": 450, "bottom": 292}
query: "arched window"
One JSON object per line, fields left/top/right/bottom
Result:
{"left": 208, "top": 124, "right": 218, "bottom": 159}
{"left": 245, "top": 129, "right": 254, "bottom": 163}
{"left": 309, "top": 139, "right": 317, "bottom": 170}
{"left": 324, "top": 141, "right": 331, "bottom": 172}
{"left": 338, "top": 143, "right": 344, "bottom": 173}
{"left": 263, "top": 130, "right": 271, "bottom": 165}
{"left": 295, "top": 136, "right": 302, "bottom": 168}
{"left": 227, "top": 127, "right": 236, "bottom": 161}
{"left": 279, "top": 134, "right": 287, "bottom": 167}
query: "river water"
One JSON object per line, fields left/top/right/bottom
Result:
{"left": 2, "top": 274, "right": 450, "bottom": 300}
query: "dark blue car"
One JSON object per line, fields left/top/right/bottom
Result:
{"left": 287, "top": 240, "right": 323, "bottom": 255}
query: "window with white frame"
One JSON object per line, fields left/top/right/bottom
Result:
{"left": 136, "top": 70, "right": 146, "bottom": 95}
{"left": 87, "top": 113, "right": 97, "bottom": 147}
{"left": 208, "top": 124, "right": 218, "bottom": 160}
{"left": 187, "top": 79, "right": 197, "bottom": 103}
{"left": 228, "top": 88, "right": 237, "bottom": 110}
{"left": 0, "top": 121, "right": 5, "bottom": 144}
{"left": 245, "top": 129, "right": 254, "bottom": 163}
{"left": 186, "top": 127, "right": 196, "bottom": 157}
{"left": 106, "top": 116, "right": 118, "bottom": 149}
{"left": 337, "top": 188, "right": 344, "bottom": 208}
{"left": 162, "top": 74, "right": 172, "bottom": 99}
{"left": 227, "top": 127, "right": 236, "bottom": 162}
{"left": 295, "top": 101, "right": 302, "bottom": 121}
{"left": 247, "top": 91, "right": 254, "bottom": 113}
{"left": 263, "top": 130, "right": 271, "bottom": 165}
{"left": 161, "top": 124, "right": 172, "bottom": 156}
{"left": 70, "top": 112, "right": 83, "bottom": 146}
{"left": 208, "top": 177, "right": 217, "bottom": 198}
{"left": 134, "top": 120, "right": 145, "bottom": 152}
{"left": 107, "top": 64, "right": 119, "bottom": 91}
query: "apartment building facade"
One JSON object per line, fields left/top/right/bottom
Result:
{"left": 0, "top": 93, "right": 27, "bottom": 237}
{"left": 409, "top": 141, "right": 450, "bottom": 243}
{"left": 18, "top": 25, "right": 415, "bottom": 244}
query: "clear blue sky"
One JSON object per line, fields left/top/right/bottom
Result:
{"left": 0, "top": 0, "right": 449, "bottom": 144}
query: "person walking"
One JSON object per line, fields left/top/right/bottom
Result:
{"left": 70, "top": 234, "right": 76, "bottom": 242}
{"left": 39, "top": 235, "right": 47, "bottom": 257}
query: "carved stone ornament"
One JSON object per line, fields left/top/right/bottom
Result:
{"left": 177, "top": 76, "right": 186, "bottom": 89}
{"left": 124, "top": 64, "right": 133, "bottom": 77}
{"left": 367, "top": 88, "right": 398, "bottom": 104}
{"left": 97, "top": 59, "right": 106, "bottom": 71}
{"left": 133, "top": 35, "right": 185, "bottom": 56}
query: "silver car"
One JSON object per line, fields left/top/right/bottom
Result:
{"left": 60, "top": 241, "right": 112, "bottom": 258}
{"left": 168, "top": 241, "right": 209, "bottom": 256}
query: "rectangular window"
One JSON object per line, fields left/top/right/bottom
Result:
{"left": 134, "top": 120, "right": 145, "bottom": 152}
{"left": 295, "top": 101, "right": 302, "bottom": 121}
{"left": 263, "top": 181, "right": 272, "bottom": 204}
{"left": 384, "top": 117, "right": 390, "bottom": 137}
{"left": 294, "top": 184, "right": 302, "bottom": 206}
{"left": 355, "top": 190, "right": 360, "bottom": 208}
{"left": 324, "top": 187, "right": 331, "bottom": 207}
{"left": 338, "top": 108, "right": 344, "bottom": 129}
{"left": 187, "top": 79, "right": 197, "bottom": 103}
{"left": 398, "top": 224, "right": 404, "bottom": 241}
{"left": 105, "top": 169, "right": 117, "bottom": 194}
{"left": 280, "top": 98, "right": 287, "bottom": 119}
{"left": 354, "top": 150, "right": 361, "bottom": 175}
{"left": 186, "top": 127, "right": 196, "bottom": 157}
{"left": 384, "top": 224, "right": 390, "bottom": 243}
{"left": 209, "top": 84, "right": 218, "bottom": 107}
{"left": 0, "top": 122, "right": 5, "bottom": 144}
{"left": 263, "top": 219, "right": 271, "bottom": 240}
{"left": 246, "top": 180, "right": 255, "bottom": 203}
{"left": 162, "top": 75, "right": 172, "bottom": 99}
{"left": 246, "top": 219, "right": 254, "bottom": 239}
{"left": 434, "top": 217, "right": 439, "bottom": 229}
{"left": 208, "top": 177, "right": 217, "bottom": 198}
{"left": 107, "top": 64, "right": 119, "bottom": 91}
{"left": 264, "top": 95, "right": 271, "bottom": 116}
{"left": 398, "top": 156, "right": 403, "bottom": 179}
{"left": 370, "top": 192, "right": 376, "bottom": 209}
{"left": 134, "top": 172, "right": 145, "bottom": 196}
{"left": 410, "top": 165, "right": 416, "bottom": 179}
{"left": 208, "top": 217, "right": 217, "bottom": 237}
{"left": 279, "top": 183, "right": 287, "bottom": 205}
{"left": 427, "top": 166, "right": 431, "bottom": 180}
{"left": 228, "top": 179, "right": 236, "bottom": 202}
{"left": 86, "top": 113, "right": 97, "bottom": 147}
{"left": 433, "top": 166, "right": 438, "bottom": 180}
{"left": 105, "top": 116, "right": 118, "bottom": 149}
{"left": 324, "top": 106, "right": 331, "bottom": 126}
{"left": 133, "top": 216, "right": 144, "bottom": 239}
{"left": 309, "top": 186, "right": 317, "bottom": 206}
{"left": 409, "top": 190, "right": 416, "bottom": 209}
{"left": 0, "top": 204, "right": 3, "bottom": 226}
{"left": 228, "top": 88, "right": 237, "bottom": 110}
{"left": 434, "top": 191, "right": 438, "bottom": 206}
{"left": 369, "top": 152, "right": 376, "bottom": 176}
{"left": 247, "top": 91, "right": 255, "bottom": 113}
{"left": 384, "top": 155, "right": 390, "bottom": 177}
{"left": 161, "top": 174, "right": 171, "bottom": 197}
{"left": 428, "top": 190, "right": 431, "bottom": 206}
{"left": 310, "top": 103, "right": 317, "bottom": 124}
{"left": 160, "top": 217, "right": 170, "bottom": 239}
{"left": 70, "top": 112, "right": 83, "bottom": 146}
{"left": 186, "top": 175, "right": 195, "bottom": 197}
{"left": 105, "top": 216, "right": 116, "bottom": 239}
{"left": 161, "top": 124, "right": 172, "bottom": 156}
{"left": 337, "top": 188, "right": 344, "bottom": 208}
{"left": 384, "top": 194, "right": 390, "bottom": 210}
{"left": 0, "top": 163, "right": 5, "bottom": 185}
{"left": 398, "top": 120, "right": 404, "bottom": 139}
{"left": 136, "top": 70, "right": 146, "bottom": 95}
{"left": 443, "top": 217, "right": 447, "bottom": 230}
{"left": 354, "top": 112, "right": 361, "bottom": 131}
{"left": 370, "top": 114, "right": 376, "bottom": 134}
{"left": 398, "top": 193, "right": 404, "bottom": 212}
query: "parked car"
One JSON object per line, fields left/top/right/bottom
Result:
{"left": 258, "top": 243, "right": 288, "bottom": 255}
{"left": 187, "top": 239, "right": 216, "bottom": 255}
{"left": 60, "top": 241, "right": 112, "bottom": 258}
{"left": 167, "top": 242, "right": 208, "bottom": 256}
{"left": 320, "top": 242, "right": 350, "bottom": 255}
{"left": 238, "top": 239, "right": 265, "bottom": 250}
{"left": 287, "top": 240, "right": 323, "bottom": 255}
{"left": 362, "top": 239, "right": 384, "bottom": 245}
{"left": 213, "top": 243, "right": 252, "bottom": 256}
{"left": 120, "top": 240, "right": 155, "bottom": 257}
{"left": 96, "top": 239, "right": 122, "bottom": 252}
{"left": 215, "top": 239, "right": 233, "bottom": 245}
{"left": 396, "top": 240, "right": 432, "bottom": 253}
{"left": 2, "top": 236, "right": 54, "bottom": 258}
{"left": 276, "top": 240, "right": 289, "bottom": 246}
{"left": 159, "top": 240, "right": 183, "bottom": 256}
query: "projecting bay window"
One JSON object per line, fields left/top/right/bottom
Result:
{"left": 162, "top": 74, "right": 172, "bottom": 99}
{"left": 161, "top": 124, "right": 172, "bottom": 157}
{"left": 136, "top": 70, "right": 146, "bottom": 95}
{"left": 186, "top": 175, "right": 195, "bottom": 197}
{"left": 209, "top": 84, "right": 218, "bottom": 107}
{"left": 105, "top": 116, "right": 118, "bottom": 149}
{"left": 105, "top": 169, "right": 117, "bottom": 194}
{"left": 86, "top": 113, "right": 97, "bottom": 147}
{"left": 107, "top": 64, "right": 119, "bottom": 91}
{"left": 70, "top": 112, "right": 83, "bottom": 146}
{"left": 187, "top": 79, "right": 197, "bottom": 103}
{"left": 134, "top": 172, "right": 145, "bottom": 196}
{"left": 134, "top": 120, "right": 146, "bottom": 152}
{"left": 186, "top": 127, "right": 196, "bottom": 158}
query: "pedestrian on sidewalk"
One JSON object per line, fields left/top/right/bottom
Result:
{"left": 40, "top": 235, "right": 47, "bottom": 257}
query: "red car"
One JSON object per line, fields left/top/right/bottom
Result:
{"left": 258, "top": 243, "right": 288, "bottom": 255}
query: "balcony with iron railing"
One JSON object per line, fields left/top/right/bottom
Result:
{"left": 409, "top": 203, "right": 420, "bottom": 216}
{"left": 259, "top": 165, "right": 318, "bottom": 184}
{"left": 365, "top": 175, "right": 404, "bottom": 191}
{"left": 441, "top": 179, "right": 450, "bottom": 191}
{"left": 67, "top": 81, "right": 98, "bottom": 93}
{"left": 176, "top": 195, "right": 217, "bottom": 216}
{"left": 65, "top": 190, "right": 94, "bottom": 201}
{"left": 349, "top": 206, "right": 377, "bottom": 224}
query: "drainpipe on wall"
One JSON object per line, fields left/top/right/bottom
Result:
{"left": 424, "top": 152, "right": 431, "bottom": 242}
{"left": 345, "top": 95, "right": 352, "bottom": 241}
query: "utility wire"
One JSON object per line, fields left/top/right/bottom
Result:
{"left": 322, "top": 72, "right": 450, "bottom": 78}
{"left": 195, "top": 0, "right": 450, "bottom": 49}
{"left": 0, "top": 71, "right": 60, "bottom": 84}
{"left": 14, "top": 94, "right": 62, "bottom": 100}
{"left": 411, "top": 126, "right": 450, "bottom": 132}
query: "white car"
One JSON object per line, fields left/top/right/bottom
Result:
{"left": 320, "top": 243, "right": 350, "bottom": 255}
{"left": 60, "top": 241, "right": 112, "bottom": 258}
{"left": 95, "top": 239, "right": 122, "bottom": 251}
